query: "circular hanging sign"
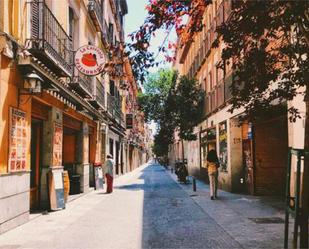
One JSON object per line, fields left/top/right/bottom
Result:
{"left": 75, "top": 45, "right": 105, "bottom": 76}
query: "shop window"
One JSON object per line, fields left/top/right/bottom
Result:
{"left": 200, "top": 127, "right": 217, "bottom": 169}
{"left": 219, "top": 121, "right": 228, "bottom": 172}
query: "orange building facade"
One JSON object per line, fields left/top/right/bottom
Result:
{"left": 0, "top": 0, "right": 150, "bottom": 234}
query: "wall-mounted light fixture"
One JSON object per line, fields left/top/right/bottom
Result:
{"left": 22, "top": 72, "right": 43, "bottom": 94}
{"left": 18, "top": 71, "right": 43, "bottom": 106}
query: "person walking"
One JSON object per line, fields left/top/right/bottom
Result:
{"left": 105, "top": 154, "right": 114, "bottom": 194}
{"left": 206, "top": 149, "right": 220, "bottom": 200}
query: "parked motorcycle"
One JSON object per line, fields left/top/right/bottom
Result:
{"left": 175, "top": 161, "right": 188, "bottom": 184}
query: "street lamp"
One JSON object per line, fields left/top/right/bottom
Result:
{"left": 23, "top": 72, "right": 43, "bottom": 94}
{"left": 18, "top": 71, "right": 44, "bottom": 106}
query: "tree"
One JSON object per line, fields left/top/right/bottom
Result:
{"left": 174, "top": 76, "right": 204, "bottom": 160}
{"left": 216, "top": 1, "right": 309, "bottom": 246}
{"left": 130, "top": 1, "right": 309, "bottom": 245}
{"left": 138, "top": 69, "right": 178, "bottom": 157}
{"left": 138, "top": 69, "right": 203, "bottom": 159}
{"left": 127, "top": 0, "right": 211, "bottom": 83}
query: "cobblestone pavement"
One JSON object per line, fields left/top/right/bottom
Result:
{"left": 0, "top": 161, "right": 286, "bottom": 249}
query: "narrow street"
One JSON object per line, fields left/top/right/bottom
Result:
{"left": 0, "top": 161, "right": 285, "bottom": 249}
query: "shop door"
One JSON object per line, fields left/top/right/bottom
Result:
{"left": 254, "top": 115, "right": 288, "bottom": 196}
{"left": 120, "top": 143, "right": 124, "bottom": 174}
{"left": 30, "top": 119, "right": 42, "bottom": 210}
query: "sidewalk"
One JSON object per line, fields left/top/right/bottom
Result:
{"left": 0, "top": 162, "right": 292, "bottom": 249}
{"left": 168, "top": 169, "right": 289, "bottom": 248}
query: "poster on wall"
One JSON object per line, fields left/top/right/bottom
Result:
{"left": 219, "top": 121, "right": 228, "bottom": 172}
{"left": 200, "top": 131, "right": 208, "bottom": 169}
{"left": 8, "top": 107, "right": 27, "bottom": 172}
{"left": 53, "top": 122, "right": 63, "bottom": 166}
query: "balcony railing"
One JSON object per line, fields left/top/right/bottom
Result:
{"left": 69, "top": 72, "right": 94, "bottom": 98}
{"left": 88, "top": 0, "right": 104, "bottom": 33}
{"left": 28, "top": 0, "right": 73, "bottom": 76}
{"left": 89, "top": 78, "right": 105, "bottom": 109}
{"left": 107, "top": 93, "right": 124, "bottom": 125}
{"left": 101, "top": 20, "right": 111, "bottom": 46}
{"left": 204, "top": 77, "right": 232, "bottom": 116}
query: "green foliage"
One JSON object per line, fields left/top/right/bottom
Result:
{"left": 217, "top": 0, "right": 309, "bottom": 121}
{"left": 174, "top": 76, "right": 204, "bottom": 140}
{"left": 138, "top": 69, "right": 204, "bottom": 156}
{"left": 137, "top": 69, "right": 177, "bottom": 123}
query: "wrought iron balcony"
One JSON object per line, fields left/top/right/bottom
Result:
{"left": 107, "top": 93, "right": 124, "bottom": 124}
{"left": 101, "top": 20, "right": 111, "bottom": 46}
{"left": 69, "top": 72, "right": 94, "bottom": 98}
{"left": 88, "top": 0, "right": 104, "bottom": 33}
{"left": 89, "top": 78, "right": 105, "bottom": 109}
{"left": 27, "top": 0, "right": 73, "bottom": 76}
{"left": 204, "top": 75, "right": 234, "bottom": 116}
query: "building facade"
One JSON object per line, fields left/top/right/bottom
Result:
{"left": 0, "top": 0, "right": 150, "bottom": 234}
{"left": 171, "top": 0, "right": 305, "bottom": 197}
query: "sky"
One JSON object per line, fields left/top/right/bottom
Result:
{"left": 125, "top": 0, "right": 177, "bottom": 73}
{"left": 124, "top": 0, "right": 178, "bottom": 135}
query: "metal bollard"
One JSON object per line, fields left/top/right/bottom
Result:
{"left": 193, "top": 177, "right": 197, "bottom": 192}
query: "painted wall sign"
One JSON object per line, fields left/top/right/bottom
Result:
{"left": 53, "top": 122, "right": 63, "bottom": 166}
{"left": 126, "top": 114, "right": 133, "bottom": 129}
{"left": 8, "top": 107, "right": 27, "bottom": 172}
{"left": 75, "top": 45, "right": 105, "bottom": 76}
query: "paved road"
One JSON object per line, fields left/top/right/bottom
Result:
{"left": 0, "top": 163, "right": 245, "bottom": 249}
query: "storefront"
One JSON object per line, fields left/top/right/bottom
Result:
{"left": 30, "top": 99, "right": 50, "bottom": 210}
{"left": 62, "top": 114, "right": 82, "bottom": 195}
{"left": 200, "top": 127, "right": 216, "bottom": 181}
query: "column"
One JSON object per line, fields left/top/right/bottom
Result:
{"left": 40, "top": 107, "right": 63, "bottom": 209}
{"left": 76, "top": 122, "right": 90, "bottom": 193}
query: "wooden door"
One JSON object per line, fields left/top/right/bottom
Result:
{"left": 30, "top": 119, "right": 42, "bottom": 210}
{"left": 254, "top": 116, "right": 288, "bottom": 196}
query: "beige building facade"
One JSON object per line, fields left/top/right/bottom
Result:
{"left": 171, "top": 0, "right": 305, "bottom": 197}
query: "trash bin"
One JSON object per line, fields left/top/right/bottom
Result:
{"left": 69, "top": 174, "right": 81, "bottom": 195}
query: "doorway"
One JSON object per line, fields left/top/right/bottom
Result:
{"left": 30, "top": 119, "right": 43, "bottom": 210}
{"left": 115, "top": 141, "right": 120, "bottom": 175}
{"left": 254, "top": 115, "right": 288, "bottom": 196}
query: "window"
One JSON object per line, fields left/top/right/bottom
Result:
{"left": 215, "top": 65, "right": 219, "bottom": 85}
{"left": 208, "top": 71, "right": 213, "bottom": 91}
{"left": 110, "top": 80, "right": 115, "bottom": 96}
{"left": 109, "top": 23, "right": 114, "bottom": 43}
{"left": 69, "top": 7, "right": 74, "bottom": 40}
{"left": 203, "top": 76, "right": 207, "bottom": 92}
